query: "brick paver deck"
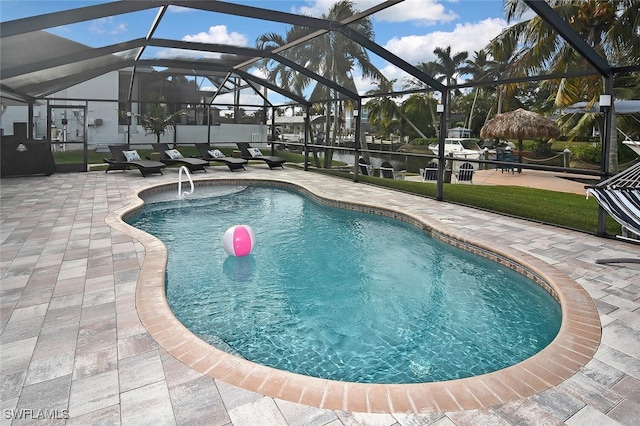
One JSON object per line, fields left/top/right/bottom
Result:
{"left": 1, "top": 166, "right": 639, "bottom": 425}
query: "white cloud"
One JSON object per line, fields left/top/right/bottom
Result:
{"left": 293, "top": 0, "right": 457, "bottom": 24}
{"left": 167, "top": 5, "right": 193, "bottom": 13}
{"left": 370, "top": 0, "right": 458, "bottom": 25}
{"left": 383, "top": 17, "right": 507, "bottom": 65}
{"left": 88, "top": 17, "right": 127, "bottom": 35}
{"left": 251, "top": 68, "right": 269, "bottom": 80}
{"left": 379, "top": 64, "right": 415, "bottom": 88}
{"left": 210, "top": 91, "right": 265, "bottom": 108}
{"left": 156, "top": 25, "right": 249, "bottom": 59}
{"left": 182, "top": 25, "right": 248, "bottom": 46}
{"left": 292, "top": 0, "right": 339, "bottom": 17}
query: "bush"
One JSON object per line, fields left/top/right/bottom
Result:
{"left": 571, "top": 143, "right": 601, "bottom": 163}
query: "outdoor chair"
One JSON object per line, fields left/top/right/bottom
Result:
{"left": 358, "top": 156, "right": 373, "bottom": 176}
{"left": 194, "top": 143, "right": 247, "bottom": 171}
{"left": 380, "top": 161, "right": 406, "bottom": 180}
{"left": 420, "top": 162, "right": 438, "bottom": 182}
{"left": 586, "top": 161, "right": 640, "bottom": 263}
{"left": 236, "top": 143, "right": 286, "bottom": 169}
{"left": 151, "top": 143, "right": 208, "bottom": 173}
{"left": 497, "top": 148, "right": 516, "bottom": 174}
{"left": 103, "top": 145, "right": 165, "bottom": 177}
{"left": 454, "top": 162, "right": 474, "bottom": 184}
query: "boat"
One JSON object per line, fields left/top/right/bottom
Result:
{"left": 622, "top": 140, "right": 640, "bottom": 157}
{"left": 428, "top": 128, "right": 483, "bottom": 160}
{"left": 428, "top": 138, "right": 484, "bottom": 159}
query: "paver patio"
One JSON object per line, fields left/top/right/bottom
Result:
{"left": 1, "top": 167, "right": 639, "bottom": 425}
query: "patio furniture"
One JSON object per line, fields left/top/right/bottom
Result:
{"left": 104, "top": 145, "right": 165, "bottom": 177}
{"left": 236, "top": 143, "right": 286, "bottom": 169}
{"left": 358, "top": 156, "right": 373, "bottom": 176}
{"left": 194, "top": 143, "right": 247, "bottom": 171}
{"left": 420, "top": 162, "right": 438, "bottom": 182}
{"left": 151, "top": 143, "right": 208, "bottom": 173}
{"left": 496, "top": 148, "right": 516, "bottom": 174}
{"left": 380, "top": 161, "right": 406, "bottom": 180}
{"left": 454, "top": 162, "right": 474, "bottom": 184}
{"left": 586, "top": 162, "right": 640, "bottom": 263}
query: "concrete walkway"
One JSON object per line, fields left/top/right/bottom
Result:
{"left": 407, "top": 168, "right": 597, "bottom": 195}
{"left": 1, "top": 167, "right": 639, "bottom": 425}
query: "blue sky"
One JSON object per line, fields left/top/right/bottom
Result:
{"left": 1, "top": 0, "right": 513, "bottom": 102}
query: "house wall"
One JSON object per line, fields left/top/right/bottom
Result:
{"left": 1, "top": 71, "right": 266, "bottom": 147}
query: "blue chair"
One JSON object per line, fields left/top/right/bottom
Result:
{"left": 497, "top": 148, "right": 515, "bottom": 174}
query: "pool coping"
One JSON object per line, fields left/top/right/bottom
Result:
{"left": 105, "top": 177, "right": 602, "bottom": 414}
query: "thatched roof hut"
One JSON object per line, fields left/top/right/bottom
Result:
{"left": 480, "top": 108, "right": 560, "bottom": 151}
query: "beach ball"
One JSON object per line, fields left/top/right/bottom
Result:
{"left": 222, "top": 225, "right": 256, "bottom": 257}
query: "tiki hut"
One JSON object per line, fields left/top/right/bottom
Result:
{"left": 480, "top": 108, "right": 560, "bottom": 152}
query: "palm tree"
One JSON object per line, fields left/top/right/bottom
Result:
{"left": 364, "top": 79, "right": 397, "bottom": 140}
{"left": 404, "top": 61, "right": 446, "bottom": 134}
{"left": 366, "top": 79, "right": 436, "bottom": 143}
{"left": 431, "top": 46, "right": 471, "bottom": 128}
{"left": 257, "top": 0, "right": 387, "bottom": 168}
{"left": 308, "top": 1, "right": 388, "bottom": 167}
{"left": 464, "top": 49, "right": 496, "bottom": 130}
{"left": 405, "top": 48, "right": 471, "bottom": 130}
{"left": 365, "top": 95, "right": 399, "bottom": 140}
{"left": 492, "top": 0, "right": 640, "bottom": 172}
{"left": 256, "top": 24, "right": 315, "bottom": 97}
{"left": 399, "top": 94, "right": 438, "bottom": 140}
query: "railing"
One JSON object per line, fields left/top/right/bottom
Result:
{"left": 177, "top": 166, "right": 194, "bottom": 198}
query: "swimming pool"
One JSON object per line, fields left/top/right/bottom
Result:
{"left": 128, "top": 184, "right": 561, "bottom": 384}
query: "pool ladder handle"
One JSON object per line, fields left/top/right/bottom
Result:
{"left": 178, "top": 166, "right": 194, "bottom": 198}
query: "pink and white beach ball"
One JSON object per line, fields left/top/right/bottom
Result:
{"left": 222, "top": 225, "right": 256, "bottom": 257}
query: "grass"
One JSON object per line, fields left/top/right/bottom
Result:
{"left": 316, "top": 168, "right": 621, "bottom": 236}
{"left": 55, "top": 147, "right": 621, "bottom": 236}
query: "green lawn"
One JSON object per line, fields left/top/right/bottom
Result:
{"left": 313, "top": 167, "right": 620, "bottom": 236}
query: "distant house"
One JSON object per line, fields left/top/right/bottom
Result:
{"left": 269, "top": 115, "right": 326, "bottom": 142}
{"left": 1, "top": 67, "right": 268, "bottom": 149}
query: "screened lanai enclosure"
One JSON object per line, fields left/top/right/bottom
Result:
{"left": 2, "top": 1, "right": 639, "bottom": 209}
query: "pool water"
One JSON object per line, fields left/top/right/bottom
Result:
{"left": 128, "top": 185, "right": 561, "bottom": 384}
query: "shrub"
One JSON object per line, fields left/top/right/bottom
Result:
{"left": 571, "top": 143, "right": 601, "bottom": 163}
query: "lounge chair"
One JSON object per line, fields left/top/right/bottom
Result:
{"left": 380, "top": 161, "right": 406, "bottom": 180}
{"left": 104, "top": 145, "right": 165, "bottom": 177}
{"left": 358, "top": 156, "right": 373, "bottom": 176}
{"left": 194, "top": 143, "right": 247, "bottom": 171}
{"left": 420, "top": 162, "right": 438, "bottom": 182}
{"left": 454, "top": 162, "right": 474, "bottom": 183}
{"left": 236, "top": 143, "right": 286, "bottom": 169}
{"left": 586, "top": 162, "right": 640, "bottom": 263}
{"left": 151, "top": 143, "right": 208, "bottom": 173}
